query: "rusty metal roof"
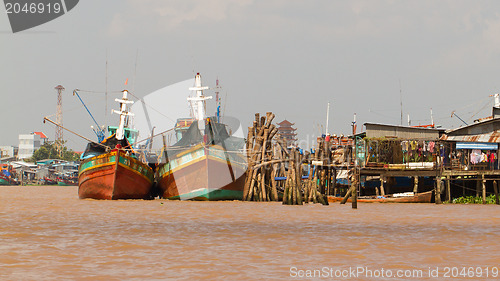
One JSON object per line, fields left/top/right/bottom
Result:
{"left": 440, "top": 131, "right": 500, "bottom": 143}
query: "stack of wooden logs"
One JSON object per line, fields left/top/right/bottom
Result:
{"left": 282, "top": 147, "right": 303, "bottom": 205}
{"left": 302, "top": 137, "right": 330, "bottom": 205}
{"left": 243, "top": 112, "right": 280, "bottom": 201}
{"left": 243, "top": 113, "right": 330, "bottom": 205}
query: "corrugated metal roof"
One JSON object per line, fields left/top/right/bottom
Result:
{"left": 440, "top": 131, "right": 500, "bottom": 143}
{"left": 364, "top": 123, "right": 443, "bottom": 140}
{"left": 444, "top": 117, "right": 499, "bottom": 134}
{"left": 364, "top": 122, "right": 445, "bottom": 131}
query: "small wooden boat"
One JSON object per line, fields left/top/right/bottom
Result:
{"left": 56, "top": 177, "right": 78, "bottom": 186}
{"left": 328, "top": 190, "right": 433, "bottom": 203}
{"left": 0, "top": 173, "right": 12, "bottom": 185}
{"left": 0, "top": 164, "right": 18, "bottom": 185}
{"left": 42, "top": 177, "right": 58, "bottom": 185}
{"left": 77, "top": 90, "right": 154, "bottom": 200}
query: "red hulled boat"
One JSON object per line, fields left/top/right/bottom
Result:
{"left": 77, "top": 90, "right": 154, "bottom": 199}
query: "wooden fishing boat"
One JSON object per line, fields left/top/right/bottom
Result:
{"left": 0, "top": 173, "right": 12, "bottom": 185}
{"left": 77, "top": 90, "right": 154, "bottom": 200}
{"left": 0, "top": 164, "right": 18, "bottom": 185}
{"left": 78, "top": 148, "right": 154, "bottom": 199}
{"left": 328, "top": 190, "right": 433, "bottom": 203}
{"left": 42, "top": 177, "right": 57, "bottom": 185}
{"left": 157, "top": 142, "right": 246, "bottom": 200}
{"left": 156, "top": 73, "right": 246, "bottom": 200}
{"left": 56, "top": 176, "right": 78, "bottom": 186}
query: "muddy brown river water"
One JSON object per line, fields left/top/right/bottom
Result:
{"left": 1, "top": 186, "right": 499, "bottom": 280}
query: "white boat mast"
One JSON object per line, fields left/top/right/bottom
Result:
{"left": 325, "top": 102, "right": 330, "bottom": 135}
{"left": 188, "top": 73, "right": 212, "bottom": 122}
{"left": 492, "top": 93, "right": 500, "bottom": 108}
{"left": 112, "top": 90, "right": 135, "bottom": 140}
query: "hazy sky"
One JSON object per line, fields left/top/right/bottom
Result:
{"left": 1, "top": 0, "right": 500, "bottom": 150}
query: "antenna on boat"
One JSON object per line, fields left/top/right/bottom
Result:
{"left": 352, "top": 113, "right": 357, "bottom": 135}
{"left": 215, "top": 77, "right": 221, "bottom": 123}
{"left": 112, "top": 89, "right": 134, "bottom": 140}
{"left": 105, "top": 49, "right": 108, "bottom": 126}
{"left": 490, "top": 93, "right": 500, "bottom": 108}
{"left": 133, "top": 49, "right": 138, "bottom": 92}
{"left": 188, "top": 73, "right": 212, "bottom": 129}
{"left": 222, "top": 92, "right": 227, "bottom": 123}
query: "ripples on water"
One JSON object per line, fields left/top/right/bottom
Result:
{"left": 1, "top": 186, "right": 500, "bottom": 280}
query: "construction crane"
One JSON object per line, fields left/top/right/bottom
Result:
{"left": 451, "top": 110, "right": 468, "bottom": 126}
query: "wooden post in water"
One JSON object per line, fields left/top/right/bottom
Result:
{"left": 380, "top": 176, "right": 385, "bottom": 196}
{"left": 482, "top": 174, "right": 486, "bottom": 204}
{"left": 341, "top": 169, "right": 355, "bottom": 205}
{"left": 476, "top": 178, "right": 481, "bottom": 198}
{"left": 332, "top": 168, "right": 337, "bottom": 196}
{"left": 463, "top": 180, "right": 465, "bottom": 197}
{"left": 446, "top": 176, "right": 451, "bottom": 203}
{"left": 413, "top": 176, "right": 419, "bottom": 193}
{"left": 270, "top": 164, "right": 279, "bottom": 201}
{"left": 319, "top": 169, "right": 326, "bottom": 194}
{"left": 295, "top": 149, "right": 303, "bottom": 205}
{"left": 340, "top": 187, "right": 351, "bottom": 204}
{"left": 435, "top": 177, "right": 442, "bottom": 204}
{"left": 493, "top": 180, "right": 499, "bottom": 205}
{"left": 352, "top": 168, "right": 358, "bottom": 209}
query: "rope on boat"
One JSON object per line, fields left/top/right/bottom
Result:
{"left": 43, "top": 117, "right": 110, "bottom": 149}
{"left": 74, "top": 89, "right": 122, "bottom": 94}
{"left": 126, "top": 91, "right": 176, "bottom": 123}
{"left": 129, "top": 127, "right": 176, "bottom": 147}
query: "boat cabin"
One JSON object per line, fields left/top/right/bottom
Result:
{"left": 107, "top": 126, "right": 138, "bottom": 145}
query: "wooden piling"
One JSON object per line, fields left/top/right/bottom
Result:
{"left": 380, "top": 176, "right": 385, "bottom": 196}
{"left": 476, "top": 179, "right": 481, "bottom": 198}
{"left": 482, "top": 175, "right": 486, "bottom": 204}
{"left": 270, "top": 164, "right": 279, "bottom": 201}
{"left": 326, "top": 169, "right": 331, "bottom": 196}
{"left": 435, "top": 177, "right": 442, "bottom": 204}
{"left": 493, "top": 180, "right": 499, "bottom": 205}
{"left": 413, "top": 176, "right": 419, "bottom": 193}
{"left": 446, "top": 176, "right": 451, "bottom": 203}
{"left": 320, "top": 169, "right": 326, "bottom": 194}
{"left": 332, "top": 168, "right": 337, "bottom": 196}
{"left": 340, "top": 188, "right": 351, "bottom": 204}
{"left": 352, "top": 169, "right": 358, "bottom": 209}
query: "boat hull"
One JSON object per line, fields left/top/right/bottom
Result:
{"left": 78, "top": 150, "right": 154, "bottom": 200}
{"left": 0, "top": 177, "right": 10, "bottom": 185}
{"left": 328, "top": 190, "right": 433, "bottom": 203}
{"left": 57, "top": 179, "right": 77, "bottom": 186}
{"left": 157, "top": 145, "right": 246, "bottom": 200}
